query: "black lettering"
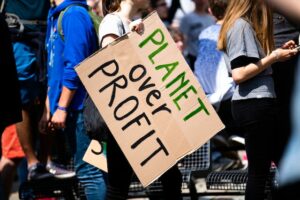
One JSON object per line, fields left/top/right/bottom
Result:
{"left": 152, "top": 103, "right": 172, "bottom": 115}
{"left": 99, "top": 75, "right": 128, "bottom": 107}
{"left": 140, "top": 138, "right": 169, "bottom": 167}
{"left": 131, "top": 130, "right": 155, "bottom": 149}
{"left": 129, "top": 64, "right": 146, "bottom": 82}
{"left": 139, "top": 77, "right": 155, "bottom": 92}
{"left": 114, "top": 96, "right": 139, "bottom": 120}
{"left": 146, "top": 90, "right": 161, "bottom": 106}
{"left": 91, "top": 140, "right": 103, "bottom": 155}
{"left": 122, "top": 112, "right": 151, "bottom": 131}
{"left": 89, "top": 59, "right": 119, "bottom": 78}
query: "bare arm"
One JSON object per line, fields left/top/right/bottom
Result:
{"left": 233, "top": 48, "right": 298, "bottom": 84}
{"left": 268, "top": 0, "right": 300, "bottom": 20}
{"left": 50, "top": 87, "right": 76, "bottom": 129}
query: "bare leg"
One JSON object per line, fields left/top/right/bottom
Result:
{"left": 0, "top": 157, "right": 21, "bottom": 200}
{"left": 16, "top": 108, "right": 39, "bottom": 167}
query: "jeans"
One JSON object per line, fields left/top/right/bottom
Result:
{"left": 63, "top": 111, "right": 107, "bottom": 200}
{"left": 232, "top": 98, "right": 282, "bottom": 200}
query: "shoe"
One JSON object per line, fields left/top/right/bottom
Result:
{"left": 27, "top": 163, "right": 54, "bottom": 181}
{"left": 46, "top": 161, "right": 76, "bottom": 179}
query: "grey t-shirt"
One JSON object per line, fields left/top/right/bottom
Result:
{"left": 98, "top": 13, "right": 130, "bottom": 47}
{"left": 180, "top": 12, "right": 215, "bottom": 57}
{"left": 226, "top": 18, "right": 276, "bottom": 100}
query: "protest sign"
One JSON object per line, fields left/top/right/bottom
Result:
{"left": 76, "top": 12, "right": 224, "bottom": 187}
{"left": 83, "top": 140, "right": 107, "bottom": 172}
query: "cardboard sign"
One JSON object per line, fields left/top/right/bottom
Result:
{"left": 76, "top": 12, "right": 224, "bottom": 187}
{"left": 83, "top": 140, "right": 107, "bottom": 172}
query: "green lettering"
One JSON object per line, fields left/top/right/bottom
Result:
{"left": 155, "top": 61, "right": 179, "bottom": 81}
{"left": 166, "top": 72, "right": 189, "bottom": 97}
{"left": 149, "top": 42, "right": 168, "bottom": 64}
{"left": 184, "top": 98, "right": 210, "bottom": 121}
{"left": 139, "top": 29, "right": 165, "bottom": 48}
{"left": 173, "top": 85, "right": 197, "bottom": 110}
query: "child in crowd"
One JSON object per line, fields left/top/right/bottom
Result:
{"left": 180, "top": 0, "right": 215, "bottom": 70}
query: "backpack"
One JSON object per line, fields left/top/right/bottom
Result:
{"left": 57, "top": 5, "right": 102, "bottom": 41}
{"left": 57, "top": 5, "right": 109, "bottom": 142}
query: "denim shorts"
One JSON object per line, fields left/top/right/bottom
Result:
{"left": 13, "top": 42, "right": 39, "bottom": 105}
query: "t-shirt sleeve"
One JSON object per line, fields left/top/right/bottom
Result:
{"left": 98, "top": 14, "right": 124, "bottom": 46}
{"left": 179, "top": 15, "right": 189, "bottom": 35}
{"left": 226, "top": 19, "right": 261, "bottom": 62}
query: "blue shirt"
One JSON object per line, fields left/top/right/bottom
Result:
{"left": 194, "top": 24, "right": 234, "bottom": 110}
{"left": 46, "top": 0, "right": 98, "bottom": 114}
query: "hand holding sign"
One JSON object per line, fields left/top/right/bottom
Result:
{"left": 76, "top": 12, "right": 224, "bottom": 187}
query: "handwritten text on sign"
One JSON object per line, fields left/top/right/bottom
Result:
{"left": 76, "top": 12, "right": 223, "bottom": 187}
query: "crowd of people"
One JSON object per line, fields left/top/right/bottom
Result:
{"left": 0, "top": 0, "right": 300, "bottom": 200}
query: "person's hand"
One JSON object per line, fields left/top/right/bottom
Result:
{"left": 39, "top": 108, "right": 51, "bottom": 134}
{"left": 129, "top": 19, "right": 144, "bottom": 34}
{"left": 272, "top": 48, "right": 298, "bottom": 62}
{"left": 282, "top": 40, "right": 297, "bottom": 49}
{"left": 50, "top": 108, "right": 67, "bottom": 130}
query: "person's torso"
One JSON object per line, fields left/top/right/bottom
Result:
{"left": 195, "top": 24, "right": 234, "bottom": 104}
{"left": 4, "top": 0, "right": 50, "bottom": 31}
{"left": 183, "top": 12, "right": 215, "bottom": 56}
{"left": 46, "top": 5, "right": 98, "bottom": 114}
{"left": 227, "top": 18, "right": 276, "bottom": 101}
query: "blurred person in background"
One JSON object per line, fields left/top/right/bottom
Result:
{"left": 179, "top": 0, "right": 215, "bottom": 71}
{"left": 0, "top": 0, "right": 55, "bottom": 181}
{"left": 272, "top": 12, "right": 300, "bottom": 163}
{"left": 266, "top": 0, "right": 300, "bottom": 198}
{"left": 0, "top": 12, "right": 22, "bottom": 200}
{"left": 87, "top": 0, "right": 103, "bottom": 17}
{"left": 149, "top": 0, "right": 169, "bottom": 25}
{"left": 0, "top": 125, "right": 25, "bottom": 200}
{"left": 168, "top": 25, "right": 185, "bottom": 53}
{"left": 194, "top": 0, "right": 241, "bottom": 171}
{"left": 218, "top": 0, "right": 298, "bottom": 199}
{"left": 43, "top": 0, "right": 107, "bottom": 198}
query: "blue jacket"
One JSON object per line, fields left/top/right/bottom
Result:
{"left": 46, "top": 0, "right": 98, "bottom": 114}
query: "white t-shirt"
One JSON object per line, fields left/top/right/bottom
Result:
{"left": 98, "top": 13, "right": 130, "bottom": 47}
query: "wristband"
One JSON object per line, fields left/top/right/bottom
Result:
{"left": 57, "top": 106, "right": 68, "bottom": 112}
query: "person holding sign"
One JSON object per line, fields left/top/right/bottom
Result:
{"left": 218, "top": 0, "right": 298, "bottom": 200}
{"left": 99, "top": 0, "right": 183, "bottom": 199}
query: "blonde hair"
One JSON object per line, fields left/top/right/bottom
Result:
{"left": 218, "top": 0, "right": 274, "bottom": 54}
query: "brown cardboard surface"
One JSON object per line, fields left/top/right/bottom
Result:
{"left": 83, "top": 140, "right": 107, "bottom": 172}
{"left": 76, "top": 12, "right": 224, "bottom": 187}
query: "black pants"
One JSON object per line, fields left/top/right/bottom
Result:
{"left": 106, "top": 133, "right": 182, "bottom": 200}
{"left": 232, "top": 98, "right": 283, "bottom": 200}
{"left": 277, "top": 181, "right": 300, "bottom": 199}
{"left": 187, "top": 54, "right": 196, "bottom": 72}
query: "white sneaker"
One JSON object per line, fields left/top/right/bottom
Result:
{"left": 46, "top": 161, "right": 76, "bottom": 179}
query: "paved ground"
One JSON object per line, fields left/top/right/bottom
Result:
{"left": 9, "top": 178, "right": 245, "bottom": 200}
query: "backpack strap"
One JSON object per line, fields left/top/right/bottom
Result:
{"left": 57, "top": 4, "right": 82, "bottom": 41}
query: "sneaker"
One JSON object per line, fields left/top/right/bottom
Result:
{"left": 27, "top": 163, "right": 54, "bottom": 181}
{"left": 46, "top": 161, "right": 76, "bottom": 179}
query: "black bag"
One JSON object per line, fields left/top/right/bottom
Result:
{"left": 83, "top": 94, "right": 109, "bottom": 141}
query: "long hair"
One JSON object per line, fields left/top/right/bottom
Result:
{"left": 102, "top": 0, "right": 122, "bottom": 15}
{"left": 218, "top": 0, "right": 274, "bottom": 54}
